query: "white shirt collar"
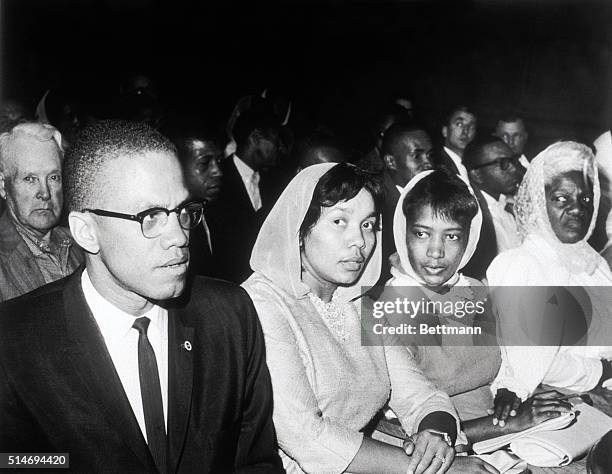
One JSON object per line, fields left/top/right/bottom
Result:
{"left": 81, "top": 269, "right": 164, "bottom": 338}
{"left": 233, "top": 154, "right": 256, "bottom": 181}
{"left": 443, "top": 146, "right": 469, "bottom": 181}
{"left": 481, "top": 191, "right": 512, "bottom": 208}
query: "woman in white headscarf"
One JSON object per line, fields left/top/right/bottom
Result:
{"left": 243, "top": 163, "right": 496, "bottom": 474}
{"left": 386, "top": 169, "right": 570, "bottom": 443}
{"left": 487, "top": 141, "right": 612, "bottom": 424}
{"left": 387, "top": 170, "right": 499, "bottom": 416}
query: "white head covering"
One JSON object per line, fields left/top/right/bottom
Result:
{"left": 389, "top": 170, "right": 483, "bottom": 287}
{"left": 515, "top": 141, "right": 600, "bottom": 274}
{"left": 249, "top": 162, "right": 382, "bottom": 303}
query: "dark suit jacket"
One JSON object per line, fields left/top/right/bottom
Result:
{"left": 188, "top": 220, "right": 213, "bottom": 277}
{"left": 204, "top": 157, "right": 282, "bottom": 283}
{"left": 434, "top": 147, "right": 461, "bottom": 177}
{"left": 0, "top": 270, "right": 284, "bottom": 473}
{"left": 377, "top": 171, "right": 401, "bottom": 287}
{"left": 462, "top": 185, "right": 499, "bottom": 281}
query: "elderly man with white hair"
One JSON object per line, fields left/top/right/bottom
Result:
{"left": 0, "top": 122, "right": 83, "bottom": 301}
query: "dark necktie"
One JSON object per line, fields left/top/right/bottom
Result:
{"left": 132, "top": 317, "right": 167, "bottom": 473}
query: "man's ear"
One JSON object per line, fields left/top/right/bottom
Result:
{"left": 69, "top": 211, "right": 100, "bottom": 254}
{"left": 442, "top": 126, "right": 449, "bottom": 140}
{"left": 383, "top": 154, "right": 398, "bottom": 171}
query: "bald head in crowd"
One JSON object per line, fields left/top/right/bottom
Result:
{"left": 381, "top": 123, "right": 433, "bottom": 187}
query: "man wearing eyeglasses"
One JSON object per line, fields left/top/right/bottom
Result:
{"left": 378, "top": 122, "right": 434, "bottom": 286}
{"left": 0, "top": 120, "right": 283, "bottom": 473}
{"left": 0, "top": 122, "right": 84, "bottom": 302}
{"left": 465, "top": 136, "right": 522, "bottom": 255}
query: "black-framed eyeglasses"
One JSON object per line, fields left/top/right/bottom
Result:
{"left": 82, "top": 200, "right": 205, "bottom": 238}
{"left": 470, "top": 156, "right": 519, "bottom": 171}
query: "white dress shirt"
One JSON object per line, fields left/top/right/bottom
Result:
{"left": 234, "top": 155, "right": 262, "bottom": 211}
{"left": 443, "top": 146, "right": 469, "bottom": 182}
{"left": 81, "top": 270, "right": 169, "bottom": 442}
{"left": 481, "top": 191, "right": 522, "bottom": 253}
{"left": 518, "top": 153, "right": 529, "bottom": 170}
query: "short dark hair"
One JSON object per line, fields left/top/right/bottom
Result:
{"left": 63, "top": 119, "right": 176, "bottom": 212}
{"left": 232, "top": 99, "right": 281, "bottom": 148}
{"left": 381, "top": 121, "right": 428, "bottom": 158}
{"left": 299, "top": 163, "right": 384, "bottom": 241}
{"left": 161, "top": 116, "right": 223, "bottom": 167}
{"left": 462, "top": 135, "right": 507, "bottom": 169}
{"left": 444, "top": 105, "right": 476, "bottom": 126}
{"left": 402, "top": 169, "right": 478, "bottom": 228}
{"left": 497, "top": 110, "right": 526, "bottom": 126}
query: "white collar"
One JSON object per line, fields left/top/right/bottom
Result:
{"left": 443, "top": 146, "right": 462, "bottom": 164}
{"left": 233, "top": 154, "right": 256, "bottom": 180}
{"left": 81, "top": 269, "right": 164, "bottom": 339}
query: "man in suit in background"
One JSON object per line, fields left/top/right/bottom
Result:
{"left": 0, "top": 120, "right": 283, "bottom": 473}
{"left": 163, "top": 117, "right": 224, "bottom": 277}
{"left": 205, "top": 101, "right": 284, "bottom": 283}
{"left": 462, "top": 136, "right": 522, "bottom": 280}
{"left": 435, "top": 105, "right": 477, "bottom": 182}
{"left": 378, "top": 122, "right": 434, "bottom": 285}
{"left": 494, "top": 113, "right": 530, "bottom": 170}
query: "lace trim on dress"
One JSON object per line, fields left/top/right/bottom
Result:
{"left": 307, "top": 292, "right": 349, "bottom": 342}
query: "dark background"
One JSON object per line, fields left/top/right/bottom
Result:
{"left": 2, "top": 0, "right": 612, "bottom": 154}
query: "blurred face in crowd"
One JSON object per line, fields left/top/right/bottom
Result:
{"left": 249, "top": 128, "right": 282, "bottom": 171}
{"left": 495, "top": 119, "right": 528, "bottom": 156}
{"left": 183, "top": 138, "right": 223, "bottom": 202}
{"left": 442, "top": 110, "right": 477, "bottom": 156}
{"left": 545, "top": 170, "right": 593, "bottom": 244}
{"left": 297, "top": 145, "right": 346, "bottom": 172}
{"left": 77, "top": 151, "right": 191, "bottom": 313}
{"left": 469, "top": 141, "right": 521, "bottom": 199}
{"left": 0, "top": 135, "right": 63, "bottom": 238}
{"left": 385, "top": 129, "right": 434, "bottom": 187}
{"left": 301, "top": 188, "right": 378, "bottom": 300}
{"left": 405, "top": 204, "right": 470, "bottom": 289}
{"left": 375, "top": 114, "right": 397, "bottom": 151}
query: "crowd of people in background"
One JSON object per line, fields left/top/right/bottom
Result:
{"left": 2, "top": 73, "right": 612, "bottom": 473}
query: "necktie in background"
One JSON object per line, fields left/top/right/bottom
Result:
{"left": 250, "top": 171, "right": 262, "bottom": 211}
{"left": 133, "top": 317, "right": 167, "bottom": 473}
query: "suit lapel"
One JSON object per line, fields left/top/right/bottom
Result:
{"left": 62, "top": 272, "right": 156, "bottom": 470}
{"left": 167, "top": 308, "right": 194, "bottom": 473}
{"left": 223, "top": 156, "right": 256, "bottom": 213}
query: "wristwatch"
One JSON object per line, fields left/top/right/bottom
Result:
{"left": 424, "top": 429, "right": 453, "bottom": 446}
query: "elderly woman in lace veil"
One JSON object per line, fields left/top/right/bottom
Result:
{"left": 487, "top": 141, "right": 612, "bottom": 425}
{"left": 243, "top": 163, "right": 497, "bottom": 474}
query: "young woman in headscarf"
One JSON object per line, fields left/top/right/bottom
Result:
{"left": 242, "top": 163, "right": 497, "bottom": 474}
{"left": 385, "top": 169, "right": 569, "bottom": 444}
{"left": 487, "top": 141, "right": 612, "bottom": 425}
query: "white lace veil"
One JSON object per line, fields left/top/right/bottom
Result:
{"left": 515, "top": 141, "right": 600, "bottom": 274}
